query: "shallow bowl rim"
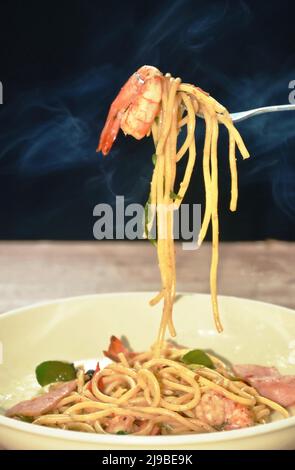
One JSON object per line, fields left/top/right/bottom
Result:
{"left": 0, "top": 291, "right": 294, "bottom": 446}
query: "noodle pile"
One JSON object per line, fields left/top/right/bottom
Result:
{"left": 32, "top": 344, "right": 288, "bottom": 435}
{"left": 6, "top": 71, "right": 293, "bottom": 437}
{"left": 144, "top": 74, "right": 250, "bottom": 354}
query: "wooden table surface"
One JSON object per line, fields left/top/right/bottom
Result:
{"left": 0, "top": 240, "right": 294, "bottom": 313}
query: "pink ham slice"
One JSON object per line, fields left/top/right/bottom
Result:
{"left": 233, "top": 364, "right": 281, "bottom": 380}
{"left": 6, "top": 380, "right": 77, "bottom": 418}
{"left": 248, "top": 376, "right": 295, "bottom": 407}
{"left": 233, "top": 364, "right": 295, "bottom": 407}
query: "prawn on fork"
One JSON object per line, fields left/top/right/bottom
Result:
{"left": 97, "top": 65, "right": 163, "bottom": 155}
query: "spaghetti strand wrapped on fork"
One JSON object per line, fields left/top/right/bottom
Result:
{"left": 97, "top": 65, "right": 250, "bottom": 354}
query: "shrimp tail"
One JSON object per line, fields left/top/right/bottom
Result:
{"left": 97, "top": 110, "right": 122, "bottom": 156}
{"left": 103, "top": 335, "right": 130, "bottom": 362}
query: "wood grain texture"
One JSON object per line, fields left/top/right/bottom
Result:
{"left": 0, "top": 241, "right": 294, "bottom": 313}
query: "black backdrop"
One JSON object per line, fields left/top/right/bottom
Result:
{"left": 0, "top": 0, "right": 295, "bottom": 240}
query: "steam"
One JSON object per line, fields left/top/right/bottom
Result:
{"left": 0, "top": 0, "right": 294, "bottom": 237}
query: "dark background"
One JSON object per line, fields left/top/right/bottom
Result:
{"left": 0, "top": 0, "right": 294, "bottom": 240}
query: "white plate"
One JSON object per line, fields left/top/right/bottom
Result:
{"left": 0, "top": 292, "right": 294, "bottom": 449}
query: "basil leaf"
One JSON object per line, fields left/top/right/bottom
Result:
{"left": 182, "top": 349, "right": 214, "bottom": 369}
{"left": 35, "top": 361, "right": 76, "bottom": 386}
{"left": 170, "top": 191, "right": 181, "bottom": 200}
{"left": 152, "top": 153, "right": 157, "bottom": 166}
{"left": 144, "top": 199, "right": 150, "bottom": 223}
{"left": 19, "top": 416, "right": 34, "bottom": 423}
{"left": 116, "top": 430, "right": 128, "bottom": 435}
{"left": 144, "top": 198, "right": 157, "bottom": 247}
{"left": 228, "top": 375, "right": 243, "bottom": 382}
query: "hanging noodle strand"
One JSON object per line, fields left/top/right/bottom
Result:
{"left": 144, "top": 77, "right": 250, "bottom": 350}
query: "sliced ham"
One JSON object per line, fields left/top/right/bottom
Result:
{"left": 233, "top": 364, "right": 295, "bottom": 407}
{"left": 246, "top": 376, "right": 295, "bottom": 407}
{"left": 233, "top": 364, "right": 280, "bottom": 380}
{"left": 6, "top": 380, "right": 77, "bottom": 418}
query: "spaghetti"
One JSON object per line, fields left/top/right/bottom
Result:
{"left": 97, "top": 67, "right": 250, "bottom": 353}
{"left": 26, "top": 341, "right": 288, "bottom": 435}
{"left": 149, "top": 76, "right": 250, "bottom": 352}
{"left": 11, "top": 68, "right": 291, "bottom": 438}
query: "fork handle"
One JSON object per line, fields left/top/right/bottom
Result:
{"left": 231, "top": 104, "right": 295, "bottom": 122}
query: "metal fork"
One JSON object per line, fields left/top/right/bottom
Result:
{"left": 230, "top": 104, "right": 295, "bottom": 123}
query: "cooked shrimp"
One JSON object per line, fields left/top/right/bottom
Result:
{"left": 103, "top": 335, "right": 136, "bottom": 362}
{"left": 104, "top": 415, "right": 135, "bottom": 434}
{"left": 97, "top": 65, "right": 163, "bottom": 155}
{"left": 195, "top": 391, "right": 254, "bottom": 430}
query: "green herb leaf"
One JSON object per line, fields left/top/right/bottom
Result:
{"left": 144, "top": 199, "right": 150, "bottom": 236}
{"left": 35, "top": 361, "right": 76, "bottom": 386}
{"left": 144, "top": 198, "right": 150, "bottom": 220}
{"left": 144, "top": 197, "right": 157, "bottom": 247}
{"left": 116, "top": 430, "right": 128, "bottom": 435}
{"left": 152, "top": 153, "right": 157, "bottom": 166}
{"left": 182, "top": 349, "right": 214, "bottom": 369}
{"left": 228, "top": 375, "right": 243, "bottom": 382}
{"left": 19, "top": 416, "right": 34, "bottom": 423}
{"left": 170, "top": 191, "right": 181, "bottom": 200}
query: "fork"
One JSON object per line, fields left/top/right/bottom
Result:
{"left": 230, "top": 104, "right": 295, "bottom": 123}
